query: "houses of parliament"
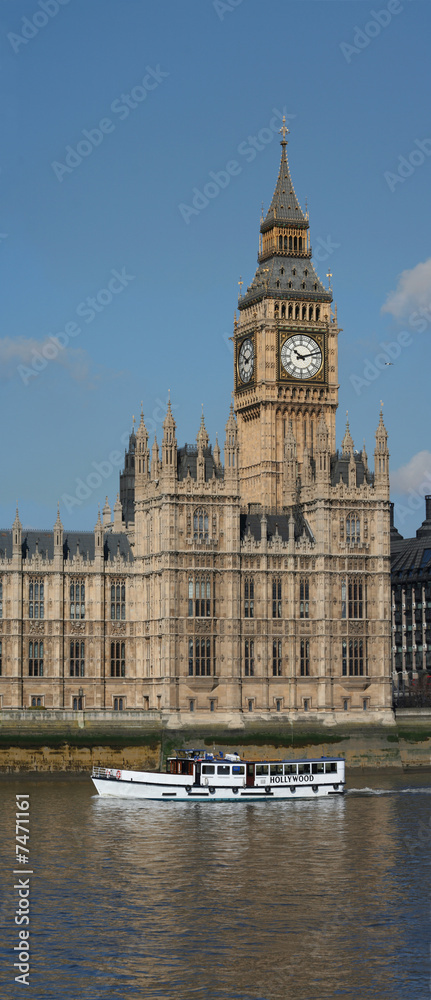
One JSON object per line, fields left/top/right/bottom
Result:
{"left": 0, "top": 127, "right": 393, "bottom": 722}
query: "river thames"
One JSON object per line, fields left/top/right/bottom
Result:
{"left": 0, "top": 768, "right": 429, "bottom": 1000}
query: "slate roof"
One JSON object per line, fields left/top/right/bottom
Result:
{"left": 240, "top": 510, "right": 314, "bottom": 544}
{"left": 0, "top": 530, "right": 134, "bottom": 563}
{"left": 239, "top": 255, "right": 331, "bottom": 310}
{"left": 177, "top": 446, "right": 223, "bottom": 483}
{"left": 391, "top": 502, "right": 431, "bottom": 582}
{"left": 330, "top": 452, "right": 374, "bottom": 488}
{"left": 261, "top": 144, "right": 307, "bottom": 231}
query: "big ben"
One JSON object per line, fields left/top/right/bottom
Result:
{"left": 234, "top": 119, "right": 338, "bottom": 509}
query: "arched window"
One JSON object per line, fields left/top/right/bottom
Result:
{"left": 284, "top": 235, "right": 288, "bottom": 250}
{"left": 70, "top": 641, "right": 85, "bottom": 677}
{"left": 300, "top": 579, "right": 309, "bottom": 618}
{"left": 272, "top": 640, "right": 282, "bottom": 676}
{"left": 244, "top": 577, "right": 254, "bottom": 618}
{"left": 111, "top": 580, "right": 126, "bottom": 620}
{"left": 29, "top": 579, "right": 44, "bottom": 620}
{"left": 70, "top": 580, "right": 85, "bottom": 620}
{"left": 316, "top": 306, "right": 320, "bottom": 321}
{"left": 110, "top": 642, "right": 125, "bottom": 677}
{"left": 279, "top": 235, "right": 283, "bottom": 249}
{"left": 308, "top": 305, "right": 313, "bottom": 321}
{"left": 342, "top": 578, "right": 364, "bottom": 618}
{"left": 295, "top": 305, "right": 300, "bottom": 320}
{"left": 281, "top": 304, "right": 286, "bottom": 319}
{"left": 29, "top": 641, "right": 43, "bottom": 677}
{"left": 346, "top": 514, "right": 360, "bottom": 545}
{"left": 274, "top": 303, "right": 279, "bottom": 318}
{"left": 288, "top": 304, "right": 293, "bottom": 319}
{"left": 302, "top": 305, "right": 306, "bottom": 320}
{"left": 272, "top": 578, "right": 281, "bottom": 618}
{"left": 289, "top": 235, "right": 292, "bottom": 250}
{"left": 193, "top": 508, "right": 209, "bottom": 540}
{"left": 189, "top": 576, "right": 212, "bottom": 617}
{"left": 244, "top": 639, "right": 254, "bottom": 676}
{"left": 293, "top": 236, "right": 297, "bottom": 251}
{"left": 300, "top": 639, "right": 309, "bottom": 676}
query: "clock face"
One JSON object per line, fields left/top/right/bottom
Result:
{"left": 238, "top": 338, "right": 254, "bottom": 384}
{"left": 281, "top": 334, "right": 323, "bottom": 380}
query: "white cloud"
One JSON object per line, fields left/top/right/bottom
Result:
{"left": 0, "top": 336, "right": 92, "bottom": 383}
{"left": 382, "top": 258, "right": 431, "bottom": 320}
{"left": 391, "top": 450, "right": 431, "bottom": 494}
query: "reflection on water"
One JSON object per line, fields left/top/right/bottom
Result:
{"left": 0, "top": 769, "right": 429, "bottom": 1000}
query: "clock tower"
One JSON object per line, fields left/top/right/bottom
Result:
{"left": 234, "top": 122, "right": 339, "bottom": 509}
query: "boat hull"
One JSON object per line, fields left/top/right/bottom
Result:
{"left": 91, "top": 772, "right": 345, "bottom": 802}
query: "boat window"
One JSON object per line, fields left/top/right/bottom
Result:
{"left": 312, "top": 762, "right": 325, "bottom": 774}
{"left": 217, "top": 765, "right": 230, "bottom": 775}
{"left": 180, "top": 761, "right": 193, "bottom": 775}
{"left": 202, "top": 764, "right": 215, "bottom": 775}
{"left": 232, "top": 765, "right": 245, "bottom": 775}
{"left": 270, "top": 764, "right": 283, "bottom": 776}
{"left": 284, "top": 764, "right": 297, "bottom": 775}
{"left": 255, "top": 765, "right": 269, "bottom": 776}
{"left": 298, "top": 764, "right": 311, "bottom": 774}
{"left": 325, "top": 762, "right": 337, "bottom": 773}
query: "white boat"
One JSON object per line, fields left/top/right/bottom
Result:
{"left": 91, "top": 749, "right": 345, "bottom": 801}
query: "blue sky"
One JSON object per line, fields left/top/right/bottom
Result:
{"left": 1, "top": 0, "right": 430, "bottom": 535}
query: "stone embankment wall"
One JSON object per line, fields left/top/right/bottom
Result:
{"left": 0, "top": 710, "right": 430, "bottom": 771}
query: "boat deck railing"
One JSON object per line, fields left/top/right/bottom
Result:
{"left": 92, "top": 766, "right": 116, "bottom": 778}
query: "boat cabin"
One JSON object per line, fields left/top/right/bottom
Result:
{"left": 166, "top": 750, "right": 343, "bottom": 789}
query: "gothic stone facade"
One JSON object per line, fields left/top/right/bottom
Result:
{"left": 0, "top": 136, "right": 392, "bottom": 721}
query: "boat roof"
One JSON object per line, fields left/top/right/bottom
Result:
{"left": 168, "top": 749, "right": 344, "bottom": 762}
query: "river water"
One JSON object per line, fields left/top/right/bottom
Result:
{"left": 0, "top": 768, "right": 430, "bottom": 1000}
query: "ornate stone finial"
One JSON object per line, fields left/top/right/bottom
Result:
{"left": 238, "top": 276, "right": 243, "bottom": 298}
{"left": 327, "top": 269, "right": 332, "bottom": 290}
{"left": 380, "top": 399, "right": 384, "bottom": 411}
{"left": 54, "top": 503, "right": 63, "bottom": 530}
{"left": 279, "top": 116, "right": 290, "bottom": 143}
{"left": 342, "top": 415, "right": 354, "bottom": 456}
{"left": 13, "top": 505, "right": 22, "bottom": 529}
